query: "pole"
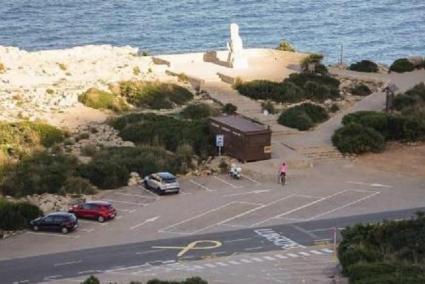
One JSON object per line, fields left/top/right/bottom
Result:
{"left": 333, "top": 227, "right": 337, "bottom": 257}
{"left": 218, "top": 146, "right": 221, "bottom": 156}
{"left": 339, "top": 44, "right": 344, "bottom": 65}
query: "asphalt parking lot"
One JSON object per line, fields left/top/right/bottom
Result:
{"left": 1, "top": 160, "right": 425, "bottom": 262}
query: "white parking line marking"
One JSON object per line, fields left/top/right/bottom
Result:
{"left": 159, "top": 201, "right": 259, "bottom": 234}
{"left": 25, "top": 231, "right": 80, "bottom": 239}
{"left": 250, "top": 190, "right": 354, "bottom": 227}
{"left": 214, "top": 176, "right": 241, "bottom": 188}
{"left": 189, "top": 179, "right": 215, "bottom": 192}
{"left": 44, "top": 274, "right": 62, "bottom": 280}
{"left": 287, "top": 253, "right": 299, "bottom": 258}
{"left": 310, "top": 250, "right": 323, "bottom": 255}
{"left": 54, "top": 260, "right": 82, "bottom": 267}
{"left": 321, "top": 248, "right": 333, "bottom": 253}
{"left": 78, "top": 228, "right": 94, "bottom": 233}
{"left": 162, "top": 260, "right": 176, "bottom": 264}
{"left": 347, "top": 181, "right": 392, "bottom": 188}
{"left": 250, "top": 257, "right": 264, "bottom": 262}
{"left": 223, "top": 189, "right": 273, "bottom": 197}
{"left": 116, "top": 216, "right": 123, "bottom": 220}
{"left": 224, "top": 237, "right": 252, "bottom": 243}
{"left": 227, "top": 260, "right": 241, "bottom": 265}
{"left": 245, "top": 246, "right": 263, "bottom": 251}
{"left": 136, "top": 249, "right": 164, "bottom": 255}
{"left": 263, "top": 256, "right": 276, "bottom": 261}
{"left": 114, "top": 192, "right": 149, "bottom": 198}
{"left": 299, "top": 252, "right": 311, "bottom": 256}
{"left": 14, "top": 280, "right": 29, "bottom": 284}
{"left": 216, "top": 262, "right": 229, "bottom": 266}
{"left": 240, "top": 259, "right": 252, "bottom": 263}
{"left": 204, "top": 263, "right": 216, "bottom": 268}
{"left": 130, "top": 216, "right": 160, "bottom": 230}
{"left": 274, "top": 254, "right": 288, "bottom": 259}
{"left": 105, "top": 199, "right": 146, "bottom": 206}
{"left": 77, "top": 270, "right": 102, "bottom": 275}
{"left": 307, "top": 191, "right": 380, "bottom": 220}
{"left": 240, "top": 174, "right": 262, "bottom": 185}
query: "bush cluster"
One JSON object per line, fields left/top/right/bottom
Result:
{"left": 351, "top": 83, "right": 372, "bottom": 96}
{"left": 110, "top": 113, "right": 213, "bottom": 158}
{"left": 79, "top": 88, "right": 128, "bottom": 112}
{"left": 0, "top": 152, "right": 94, "bottom": 197}
{"left": 181, "top": 103, "right": 216, "bottom": 120}
{"left": 393, "top": 83, "right": 425, "bottom": 111}
{"left": 276, "top": 40, "right": 295, "bottom": 52}
{"left": 81, "top": 276, "right": 208, "bottom": 284}
{"left": 236, "top": 73, "right": 340, "bottom": 104}
{"left": 278, "top": 103, "right": 329, "bottom": 130}
{"left": 389, "top": 58, "right": 415, "bottom": 73}
{"left": 79, "top": 145, "right": 186, "bottom": 189}
{"left": 0, "top": 121, "right": 65, "bottom": 156}
{"left": 118, "top": 81, "right": 193, "bottom": 109}
{"left": 0, "top": 199, "right": 42, "bottom": 230}
{"left": 222, "top": 103, "right": 237, "bottom": 114}
{"left": 349, "top": 60, "right": 379, "bottom": 73}
{"left": 338, "top": 213, "right": 425, "bottom": 283}
{"left": 333, "top": 107, "right": 425, "bottom": 154}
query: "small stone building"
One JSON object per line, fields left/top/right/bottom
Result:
{"left": 209, "top": 115, "right": 272, "bottom": 162}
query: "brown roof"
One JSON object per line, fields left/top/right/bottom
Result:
{"left": 210, "top": 115, "right": 269, "bottom": 133}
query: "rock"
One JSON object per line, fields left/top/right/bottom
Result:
{"left": 128, "top": 172, "right": 142, "bottom": 186}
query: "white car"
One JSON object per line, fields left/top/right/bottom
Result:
{"left": 143, "top": 172, "right": 180, "bottom": 194}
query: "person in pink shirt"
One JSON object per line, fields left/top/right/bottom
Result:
{"left": 279, "top": 162, "right": 288, "bottom": 185}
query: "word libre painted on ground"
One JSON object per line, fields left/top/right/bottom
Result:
{"left": 254, "top": 228, "right": 304, "bottom": 250}
{"left": 152, "top": 240, "right": 222, "bottom": 257}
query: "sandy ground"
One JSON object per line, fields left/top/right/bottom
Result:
{"left": 355, "top": 142, "right": 425, "bottom": 177}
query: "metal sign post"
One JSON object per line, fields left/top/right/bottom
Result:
{"left": 215, "top": 134, "right": 224, "bottom": 156}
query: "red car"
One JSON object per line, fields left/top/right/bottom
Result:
{"left": 69, "top": 201, "right": 117, "bottom": 222}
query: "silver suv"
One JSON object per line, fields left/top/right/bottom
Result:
{"left": 143, "top": 172, "right": 180, "bottom": 194}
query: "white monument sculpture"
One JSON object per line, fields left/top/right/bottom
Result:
{"left": 227, "top": 23, "right": 248, "bottom": 69}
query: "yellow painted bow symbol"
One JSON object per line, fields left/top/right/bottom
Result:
{"left": 152, "top": 240, "right": 222, "bottom": 257}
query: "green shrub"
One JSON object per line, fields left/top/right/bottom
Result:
{"left": 81, "top": 275, "right": 100, "bottom": 284}
{"left": 261, "top": 100, "right": 276, "bottom": 114}
{"left": 61, "top": 177, "right": 96, "bottom": 195}
{"left": 118, "top": 81, "right": 193, "bottom": 109}
{"left": 79, "top": 146, "right": 180, "bottom": 189}
{"left": 1, "top": 152, "right": 80, "bottom": 197}
{"left": 351, "top": 84, "right": 372, "bottom": 96}
{"left": 330, "top": 103, "right": 340, "bottom": 113}
{"left": 332, "top": 123, "right": 385, "bottom": 154}
{"left": 338, "top": 214, "right": 425, "bottom": 283}
{"left": 300, "top": 53, "right": 324, "bottom": 72}
{"left": 147, "top": 277, "right": 208, "bottom": 284}
{"left": 112, "top": 113, "right": 213, "bottom": 157}
{"left": 181, "top": 103, "right": 214, "bottom": 119}
{"left": 0, "top": 121, "right": 65, "bottom": 152}
{"left": 276, "top": 40, "right": 295, "bottom": 52}
{"left": 393, "top": 83, "right": 425, "bottom": 111}
{"left": 278, "top": 103, "right": 328, "bottom": 130}
{"left": 80, "top": 144, "right": 97, "bottom": 157}
{"left": 0, "top": 199, "right": 42, "bottom": 230}
{"left": 390, "top": 58, "right": 415, "bottom": 73}
{"left": 349, "top": 60, "right": 379, "bottom": 73}
{"left": 79, "top": 88, "right": 128, "bottom": 112}
{"left": 342, "top": 111, "right": 391, "bottom": 139}
{"left": 236, "top": 73, "right": 340, "bottom": 104}
{"left": 176, "top": 143, "right": 194, "bottom": 172}
{"left": 222, "top": 103, "right": 238, "bottom": 115}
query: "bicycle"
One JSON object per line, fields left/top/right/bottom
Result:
{"left": 278, "top": 173, "right": 286, "bottom": 186}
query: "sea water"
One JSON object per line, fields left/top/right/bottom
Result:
{"left": 0, "top": 0, "right": 424, "bottom": 64}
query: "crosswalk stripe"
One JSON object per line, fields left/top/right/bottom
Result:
{"left": 251, "top": 257, "right": 264, "bottom": 262}
{"left": 240, "top": 259, "right": 252, "bottom": 263}
{"left": 299, "top": 252, "right": 311, "bottom": 256}
{"left": 321, "top": 248, "right": 333, "bottom": 253}
{"left": 263, "top": 256, "right": 276, "bottom": 261}
{"left": 274, "top": 254, "right": 288, "bottom": 259}
{"left": 287, "top": 253, "right": 299, "bottom": 258}
{"left": 216, "top": 262, "right": 228, "bottom": 266}
{"left": 310, "top": 250, "right": 323, "bottom": 255}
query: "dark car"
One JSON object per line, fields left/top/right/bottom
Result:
{"left": 144, "top": 172, "right": 180, "bottom": 194}
{"left": 69, "top": 201, "right": 117, "bottom": 223}
{"left": 30, "top": 212, "right": 78, "bottom": 234}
